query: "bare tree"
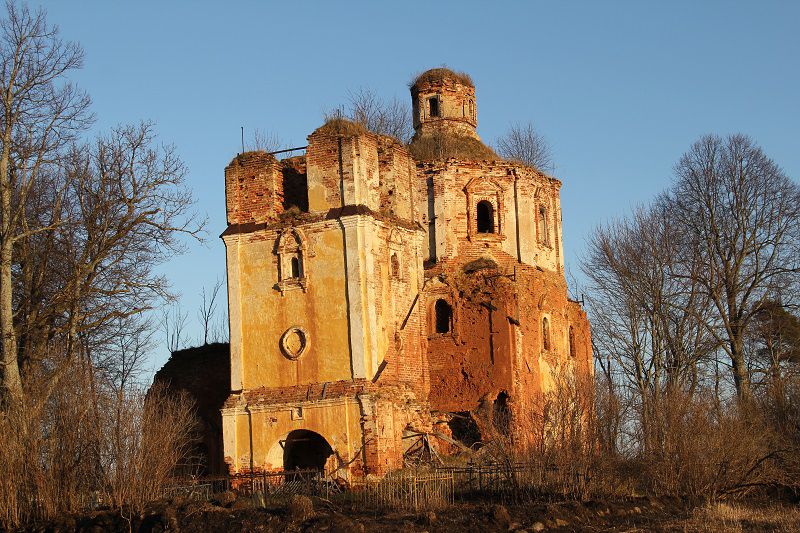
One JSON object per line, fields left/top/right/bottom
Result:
{"left": 0, "top": 4, "right": 205, "bottom": 526}
{"left": 102, "top": 382, "right": 199, "bottom": 511}
{"left": 496, "top": 121, "right": 553, "bottom": 172}
{"left": 211, "top": 311, "right": 229, "bottom": 344}
{"left": 162, "top": 303, "right": 188, "bottom": 353}
{"left": 14, "top": 122, "right": 204, "bottom": 409}
{"left": 583, "top": 200, "right": 716, "bottom": 450}
{"left": 247, "top": 128, "right": 282, "bottom": 152}
{"left": 344, "top": 87, "right": 412, "bottom": 143}
{"left": 671, "top": 134, "right": 800, "bottom": 403}
{"left": 197, "top": 279, "right": 223, "bottom": 346}
{"left": 0, "top": 1, "right": 92, "bottom": 407}
{"left": 580, "top": 133, "right": 800, "bottom": 499}
{"left": 0, "top": 358, "right": 199, "bottom": 528}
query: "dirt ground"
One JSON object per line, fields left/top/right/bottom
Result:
{"left": 18, "top": 495, "right": 800, "bottom": 532}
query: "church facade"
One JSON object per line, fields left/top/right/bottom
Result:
{"left": 220, "top": 68, "right": 592, "bottom": 478}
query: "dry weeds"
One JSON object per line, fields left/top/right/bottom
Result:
{"left": 670, "top": 501, "right": 800, "bottom": 532}
{"left": 408, "top": 133, "right": 497, "bottom": 162}
{"left": 0, "top": 371, "right": 199, "bottom": 529}
{"left": 410, "top": 68, "right": 474, "bottom": 88}
{"left": 316, "top": 117, "right": 369, "bottom": 137}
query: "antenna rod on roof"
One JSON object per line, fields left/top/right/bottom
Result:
{"left": 267, "top": 146, "right": 308, "bottom": 156}
{"left": 241, "top": 126, "right": 245, "bottom": 153}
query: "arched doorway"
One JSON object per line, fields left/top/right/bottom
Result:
{"left": 283, "top": 429, "right": 333, "bottom": 472}
{"left": 476, "top": 200, "right": 495, "bottom": 233}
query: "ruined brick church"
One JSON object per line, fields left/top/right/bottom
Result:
{"left": 219, "top": 68, "right": 592, "bottom": 478}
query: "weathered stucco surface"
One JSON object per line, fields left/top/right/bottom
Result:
{"left": 220, "top": 68, "right": 592, "bottom": 479}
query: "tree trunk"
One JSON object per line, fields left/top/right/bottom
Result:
{"left": 0, "top": 136, "right": 22, "bottom": 407}
{"left": 729, "top": 338, "right": 752, "bottom": 404}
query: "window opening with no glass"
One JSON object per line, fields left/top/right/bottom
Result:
{"left": 435, "top": 299, "right": 452, "bottom": 334}
{"left": 476, "top": 200, "right": 494, "bottom": 233}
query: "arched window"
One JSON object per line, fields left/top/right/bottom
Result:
{"left": 476, "top": 200, "right": 494, "bottom": 233}
{"left": 291, "top": 257, "right": 301, "bottom": 279}
{"left": 434, "top": 299, "right": 452, "bottom": 334}
{"left": 391, "top": 253, "right": 400, "bottom": 279}
{"left": 281, "top": 232, "right": 303, "bottom": 280}
{"left": 569, "top": 326, "right": 576, "bottom": 357}
{"left": 542, "top": 316, "right": 550, "bottom": 351}
{"left": 538, "top": 206, "right": 549, "bottom": 245}
{"left": 276, "top": 228, "right": 308, "bottom": 293}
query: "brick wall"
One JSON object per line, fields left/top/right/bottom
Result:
{"left": 225, "top": 152, "right": 283, "bottom": 225}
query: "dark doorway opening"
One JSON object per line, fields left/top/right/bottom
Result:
{"left": 448, "top": 411, "right": 482, "bottom": 449}
{"left": 435, "top": 299, "right": 452, "bottom": 334}
{"left": 493, "top": 392, "right": 511, "bottom": 436}
{"left": 476, "top": 201, "right": 494, "bottom": 233}
{"left": 283, "top": 430, "right": 333, "bottom": 472}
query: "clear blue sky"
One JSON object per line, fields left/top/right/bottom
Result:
{"left": 29, "top": 1, "right": 800, "bottom": 375}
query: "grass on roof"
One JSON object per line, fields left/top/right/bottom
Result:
{"left": 408, "top": 132, "right": 497, "bottom": 162}
{"left": 410, "top": 68, "right": 474, "bottom": 89}
{"left": 316, "top": 117, "right": 369, "bottom": 136}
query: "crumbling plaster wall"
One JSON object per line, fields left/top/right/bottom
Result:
{"left": 223, "top": 222, "right": 352, "bottom": 391}
{"left": 510, "top": 266, "right": 593, "bottom": 448}
{"left": 222, "top": 128, "right": 432, "bottom": 477}
{"left": 417, "top": 160, "right": 564, "bottom": 273}
{"left": 424, "top": 274, "right": 514, "bottom": 414}
{"left": 415, "top": 156, "right": 588, "bottom": 446}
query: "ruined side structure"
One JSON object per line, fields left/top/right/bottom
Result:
{"left": 221, "top": 68, "right": 592, "bottom": 478}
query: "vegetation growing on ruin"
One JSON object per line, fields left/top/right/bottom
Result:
{"left": 316, "top": 116, "right": 369, "bottom": 137}
{"left": 445, "top": 263, "right": 514, "bottom": 306}
{"left": 410, "top": 67, "right": 474, "bottom": 88}
{"left": 408, "top": 132, "right": 498, "bottom": 162}
{"left": 462, "top": 257, "right": 499, "bottom": 273}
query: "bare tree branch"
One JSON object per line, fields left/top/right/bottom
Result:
{"left": 496, "top": 121, "right": 553, "bottom": 172}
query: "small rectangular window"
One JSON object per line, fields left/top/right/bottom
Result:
{"left": 429, "top": 97, "right": 440, "bottom": 117}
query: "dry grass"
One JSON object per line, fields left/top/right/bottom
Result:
{"left": 410, "top": 67, "right": 474, "bottom": 88}
{"left": 0, "top": 370, "right": 199, "bottom": 529}
{"left": 236, "top": 150, "right": 273, "bottom": 158}
{"left": 316, "top": 117, "right": 368, "bottom": 137}
{"left": 408, "top": 133, "right": 497, "bottom": 162}
{"left": 670, "top": 502, "right": 800, "bottom": 532}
